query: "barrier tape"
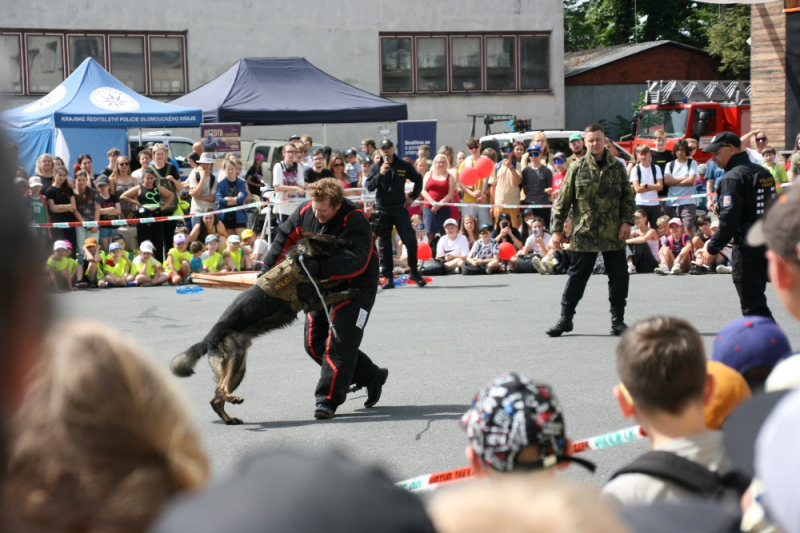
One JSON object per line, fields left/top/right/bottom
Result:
{"left": 395, "top": 424, "right": 646, "bottom": 493}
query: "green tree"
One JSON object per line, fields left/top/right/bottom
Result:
{"left": 706, "top": 5, "right": 751, "bottom": 78}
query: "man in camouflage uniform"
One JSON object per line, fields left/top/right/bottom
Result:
{"left": 546, "top": 124, "right": 636, "bottom": 337}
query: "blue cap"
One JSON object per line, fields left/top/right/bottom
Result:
{"left": 712, "top": 316, "right": 792, "bottom": 375}
{"left": 205, "top": 235, "right": 219, "bottom": 244}
{"left": 109, "top": 242, "right": 122, "bottom": 251}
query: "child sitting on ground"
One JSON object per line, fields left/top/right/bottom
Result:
{"left": 464, "top": 224, "right": 500, "bottom": 275}
{"left": 222, "top": 234, "right": 251, "bottom": 271}
{"left": 201, "top": 235, "right": 224, "bottom": 272}
{"left": 189, "top": 241, "right": 204, "bottom": 275}
{"left": 654, "top": 218, "right": 693, "bottom": 275}
{"left": 79, "top": 237, "right": 106, "bottom": 288}
{"left": 129, "top": 241, "right": 169, "bottom": 286}
{"left": 45, "top": 241, "right": 81, "bottom": 292}
{"left": 166, "top": 233, "right": 192, "bottom": 285}
{"left": 98, "top": 242, "right": 132, "bottom": 288}
{"left": 603, "top": 316, "right": 742, "bottom": 506}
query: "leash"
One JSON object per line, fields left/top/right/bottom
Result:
{"left": 298, "top": 254, "right": 340, "bottom": 343}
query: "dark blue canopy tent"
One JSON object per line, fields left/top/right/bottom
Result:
{"left": 170, "top": 57, "right": 407, "bottom": 125}
{"left": 2, "top": 58, "right": 201, "bottom": 174}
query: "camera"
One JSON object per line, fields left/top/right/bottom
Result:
{"left": 534, "top": 228, "right": 540, "bottom": 237}
{"left": 500, "top": 221, "right": 509, "bottom": 229}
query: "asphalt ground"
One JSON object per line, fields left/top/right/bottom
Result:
{"left": 58, "top": 270, "right": 800, "bottom": 496}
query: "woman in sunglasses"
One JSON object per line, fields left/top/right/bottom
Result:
{"left": 109, "top": 156, "right": 138, "bottom": 220}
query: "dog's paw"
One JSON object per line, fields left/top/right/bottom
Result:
{"left": 225, "top": 417, "right": 243, "bottom": 425}
{"left": 227, "top": 395, "right": 244, "bottom": 404}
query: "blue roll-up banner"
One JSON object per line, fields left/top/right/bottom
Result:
{"left": 397, "top": 120, "right": 437, "bottom": 161}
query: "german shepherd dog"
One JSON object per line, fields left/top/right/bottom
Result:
{"left": 171, "top": 233, "right": 357, "bottom": 425}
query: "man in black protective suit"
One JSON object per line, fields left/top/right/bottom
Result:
{"left": 701, "top": 131, "right": 777, "bottom": 319}
{"left": 365, "top": 138, "right": 427, "bottom": 289}
{"left": 261, "top": 178, "right": 388, "bottom": 419}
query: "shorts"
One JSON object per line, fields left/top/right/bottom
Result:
{"left": 664, "top": 204, "right": 697, "bottom": 230}
{"left": 222, "top": 214, "right": 247, "bottom": 230}
{"left": 99, "top": 226, "right": 118, "bottom": 239}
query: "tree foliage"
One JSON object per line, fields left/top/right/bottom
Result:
{"left": 706, "top": 5, "right": 751, "bottom": 78}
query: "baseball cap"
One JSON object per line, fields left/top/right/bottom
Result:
{"left": 755, "top": 388, "right": 800, "bottom": 533}
{"left": 668, "top": 217, "right": 682, "bottom": 227}
{"left": 228, "top": 235, "right": 241, "bottom": 244}
{"left": 149, "top": 449, "right": 436, "bottom": 533}
{"left": 29, "top": 176, "right": 42, "bottom": 188}
{"left": 703, "top": 131, "right": 742, "bottom": 153}
{"left": 443, "top": 218, "right": 458, "bottom": 228}
{"left": 522, "top": 208, "right": 535, "bottom": 217}
{"left": 711, "top": 316, "right": 791, "bottom": 376}
{"left": 289, "top": 134, "right": 301, "bottom": 141}
{"left": 140, "top": 240, "right": 155, "bottom": 253}
{"left": 479, "top": 224, "right": 492, "bottom": 234}
{"left": 461, "top": 373, "right": 595, "bottom": 473}
{"left": 747, "top": 183, "right": 800, "bottom": 256}
{"left": 704, "top": 361, "right": 752, "bottom": 430}
{"left": 109, "top": 242, "right": 122, "bottom": 252}
{"left": 498, "top": 212, "right": 512, "bottom": 222}
{"left": 568, "top": 133, "right": 583, "bottom": 142}
{"left": 173, "top": 234, "right": 187, "bottom": 244}
{"left": 204, "top": 235, "right": 219, "bottom": 244}
{"left": 84, "top": 237, "right": 98, "bottom": 247}
{"left": 345, "top": 148, "right": 357, "bottom": 157}
{"left": 380, "top": 139, "right": 394, "bottom": 149}
{"left": 554, "top": 152, "right": 567, "bottom": 161}
{"left": 254, "top": 153, "right": 265, "bottom": 161}
{"left": 241, "top": 229, "right": 255, "bottom": 240}
{"left": 53, "top": 240, "right": 68, "bottom": 251}
{"left": 95, "top": 175, "right": 109, "bottom": 186}
{"left": 698, "top": 163, "right": 708, "bottom": 175}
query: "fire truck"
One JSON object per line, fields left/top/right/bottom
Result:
{"left": 617, "top": 80, "right": 751, "bottom": 163}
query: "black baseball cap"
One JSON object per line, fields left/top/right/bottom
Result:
{"left": 479, "top": 224, "right": 492, "bottom": 233}
{"left": 289, "top": 134, "right": 301, "bottom": 141}
{"left": 380, "top": 139, "right": 394, "bottom": 149}
{"left": 345, "top": 148, "right": 357, "bottom": 157}
{"left": 703, "top": 131, "right": 741, "bottom": 153}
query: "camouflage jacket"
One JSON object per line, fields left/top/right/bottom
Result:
{"left": 551, "top": 150, "right": 635, "bottom": 252}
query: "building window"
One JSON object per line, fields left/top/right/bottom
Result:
{"left": 381, "top": 37, "right": 412, "bottom": 93}
{"left": 381, "top": 32, "right": 550, "bottom": 95}
{"left": 110, "top": 36, "right": 146, "bottom": 93}
{"left": 1, "top": 34, "right": 22, "bottom": 94}
{"left": 2, "top": 30, "right": 187, "bottom": 96}
{"left": 26, "top": 34, "right": 64, "bottom": 94}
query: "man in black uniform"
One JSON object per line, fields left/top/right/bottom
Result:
{"left": 365, "top": 139, "right": 427, "bottom": 288}
{"left": 262, "top": 178, "right": 388, "bottom": 419}
{"left": 702, "top": 131, "right": 776, "bottom": 319}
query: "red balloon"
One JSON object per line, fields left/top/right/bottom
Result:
{"left": 475, "top": 156, "right": 494, "bottom": 178}
{"left": 417, "top": 242, "right": 433, "bottom": 261}
{"left": 498, "top": 242, "right": 515, "bottom": 261}
{"left": 460, "top": 166, "right": 479, "bottom": 187}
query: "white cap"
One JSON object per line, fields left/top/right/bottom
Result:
{"left": 228, "top": 235, "right": 241, "bottom": 244}
{"left": 443, "top": 218, "right": 458, "bottom": 228}
{"left": 53, "top": 240, "right": 68, "bottom": 251}
{"left": 29, "top": 176, "right": 43, "bottom": 188}
{"left": 140, "top": 240, "right": 155, "bottom": 253}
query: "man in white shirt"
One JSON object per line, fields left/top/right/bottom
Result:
{"left": 629, "top": 145, "right": 664, "bottom": 231}
{"left": 435, "top": 218, "right": 470, "bottom": 273}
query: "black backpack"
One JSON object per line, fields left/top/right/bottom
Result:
{"left": 609, "top": 451, "right": 750, "bottom": 509}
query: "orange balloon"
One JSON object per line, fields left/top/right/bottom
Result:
{"left": 417, "top": 242, "right": 433, "bottom": 261}
{"left": 475, "top": 156, "right": 494, "bottom": 178}
{"left": 498, "top": 242, "right": 515, "bottom": 261}
{"left": 460, "top": 166, "right": 479, "bottom": 187}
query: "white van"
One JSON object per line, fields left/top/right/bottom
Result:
{"left": 129, "top": 131, "right": 196, "bottom": 178}
{"left": 479, "top": 130, "right": 632, "bottom": 163}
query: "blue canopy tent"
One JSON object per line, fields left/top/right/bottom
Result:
{"left": 2, "top": 58, "right": 201, "bottom": 174}
{"left": 170, "top": 57, "right": 407, "bottom": 125}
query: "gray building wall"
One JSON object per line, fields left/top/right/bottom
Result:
{"left": 3, "top": 0, "right": 564, "bottom": 150}
{"left": 565, "top": 84, "right": 645, "bottom": 139}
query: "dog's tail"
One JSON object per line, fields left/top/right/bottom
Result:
{"left": 171, "top": 341, "right": 207, "bottom": 377}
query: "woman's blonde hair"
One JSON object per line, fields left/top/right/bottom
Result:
{"left": 34, "top": 153, "right": 54, "bottom": 176}
{"left": 3, "top": 320, "right": 209, "bottom": 533}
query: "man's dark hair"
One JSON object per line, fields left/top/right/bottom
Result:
{"left": 616, "top": 317, "right": 706, "bottom": 415}
{"left": 311, "top": 149, "right": 324, "bottom": 158}
{"left": 466, "top": 137, "right": 479, "bottom": 148}
{"left": 584, "top": 123, "right": 605, "bottom": 135}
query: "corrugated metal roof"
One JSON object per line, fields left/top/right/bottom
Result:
{"left": 565, "top": 40, "right": 711, "bottom": 78}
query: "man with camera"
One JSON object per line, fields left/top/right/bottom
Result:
{"left": 489, "top": 141, "right": 524, "bottom": 227}
{"left": 365, "top": 139, "right": 427, "bottom": 289}
{"left": 546, "top": 124, "right": 635, "bottom": 337}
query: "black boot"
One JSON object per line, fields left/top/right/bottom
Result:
{"left": 408, "top": 270, "right": 427, "bottom": 287}
{"left": 610, "top": 308, "right": 628, "bottom": 336}
{"left": 545, "top": 315, "right": 574, "bottom": 337}
{"left": 380, "top": 274, "right": 395, "bottom": 290}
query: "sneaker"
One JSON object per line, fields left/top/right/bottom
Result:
{"left": 531, "top": 257, "right": 547, "bottom": 274}
{"left": 627, "top": 264, "right": 637, "bottom": 274}
{"left": 689, "top": 264, "right": 711, "bottom": 275}
{"left": 716, "top": 265, "right": 733, "bottom": 274}
{"left": 75, "top": 282, "right": 89, "bottom": 289}
{"left": 408, "top": 271, "right": 427, "bottom": 287}
{"left": 364, "top": 368, "right": 389, "bottom": 408}
{"left": 654, "top": 264, "right": 669, "bottom": 275}
{"left": 542, "top": 259, "right": 554, "bottom": 274}
{"left": 670, "top": 265, "right": 683, "bottom": 275}
{"left": 453, "top": 266, "right": 461, "bottom": 275}
{"left": 126, "top": 281, "right": 138, "bottom": 287}
{"left": 313, "top": 403, "right": 336, "bottom": 420}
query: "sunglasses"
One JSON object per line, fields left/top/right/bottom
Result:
{"left": 467, "top": 145, "right": 480, "bottom": 150}
{"left": 118, "top": 162, "right": 130, "bottom": 166}
{"left": 554, "top": 159, "right": 565, "bottom": 164}
{"left": 333, "top": 163, "right": 344, "bottom": 167}
{"left": 756, "top": 137, "right": 768, "bottom": 142}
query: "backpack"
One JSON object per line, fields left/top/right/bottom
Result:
{"left": 609, "top": 451, "right": 750, "bottom": 509}
{"left": 660, "top": 158, "right": 694, "bottom": 198}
